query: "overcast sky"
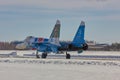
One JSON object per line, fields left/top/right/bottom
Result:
{"left": 0, "top": 0, "right": 120, "bottom": 43}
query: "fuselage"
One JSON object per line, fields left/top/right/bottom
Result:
{"left": 29, "top": 37, "right": 87, "bottom": 52}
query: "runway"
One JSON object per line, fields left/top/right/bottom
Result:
{"left": 47, "top": 55, "right": 120, "bottom": 60}
{"left": 1, "top": 53, "right": 120, "bottom": 61}
{"left": 0, "top": 51, "right": 120, "bottom": 61}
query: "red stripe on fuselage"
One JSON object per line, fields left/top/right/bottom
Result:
{"left": 38, "top": 38, "right": 44, "bottom": 42}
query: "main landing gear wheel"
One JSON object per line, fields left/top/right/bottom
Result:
{"left": 41, "top": 53, "right": 47, "bottom": 59}
{"left": 66, "top": 52, "right": 71, "bottom": 59}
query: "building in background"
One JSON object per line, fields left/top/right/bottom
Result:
{"left": 86, "top": 41, "right": 109, "bottom": 51}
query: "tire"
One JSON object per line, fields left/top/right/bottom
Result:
{"left": 41, "top": 53, "right": 47, "bottom": 58}
{"left": 36, "top": 54, "right": 40, "bottom": 58}
{"left": 36, "top": 51, "right": 40, "bottom": 58}
{"left": 66, "top": 53, "right": 71, "bottom": 59}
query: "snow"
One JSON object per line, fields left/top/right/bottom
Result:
{"left": 0, "top": 50, "right": 120, "bottom": 80}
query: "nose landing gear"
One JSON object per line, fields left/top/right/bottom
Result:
{"left": 36, "top": 50, "right": 40, "bottom": 58}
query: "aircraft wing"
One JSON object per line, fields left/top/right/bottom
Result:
{"left": 32, "top": 42, "right": 59, "bottom": 53}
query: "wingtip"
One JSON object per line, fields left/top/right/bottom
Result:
{"left": 80, "top": 21, "right": 85, "bottom": 26}
{"left": 56, "top": 20, "right": 60, "bottom": 24}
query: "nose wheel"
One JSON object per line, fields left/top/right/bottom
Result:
{"left": 36, "top": 50, "right": 40, "bottom": 58}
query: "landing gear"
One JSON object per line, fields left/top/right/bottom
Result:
{"left": 66, "top": 52, "right": 71, "bottom": 59}
{"left": 36, "top": 50, "right": 40, "bottom": 58}
{"left": 41, "top": 53, "right": 47, "bottom": 59}
{"left": 36, "top": 51, "right": 47, "bottom": 59}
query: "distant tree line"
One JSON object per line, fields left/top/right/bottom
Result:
{"left": 0, "top": 42, "right": 16, "bottom": 50}
{"left": 104, "top": 43, "right": 120, "bottom": 51}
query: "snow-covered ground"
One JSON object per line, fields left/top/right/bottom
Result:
{"left": 0, "top": 50, "right": 120, "bottom": 80}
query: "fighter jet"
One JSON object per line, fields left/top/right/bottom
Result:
{"left": 16, "top": 20, "right": 88, "bottom": 59}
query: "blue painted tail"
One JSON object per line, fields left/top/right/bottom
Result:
{"left": 72, "top": 21, "right": 85, "bottom": 47}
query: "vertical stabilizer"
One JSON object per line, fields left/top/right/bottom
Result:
{"left": 72, "top": 21, "right": 85, "bottom": 46}
{"left": 49, "top": 20, "right": 61, "bottom": 46}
